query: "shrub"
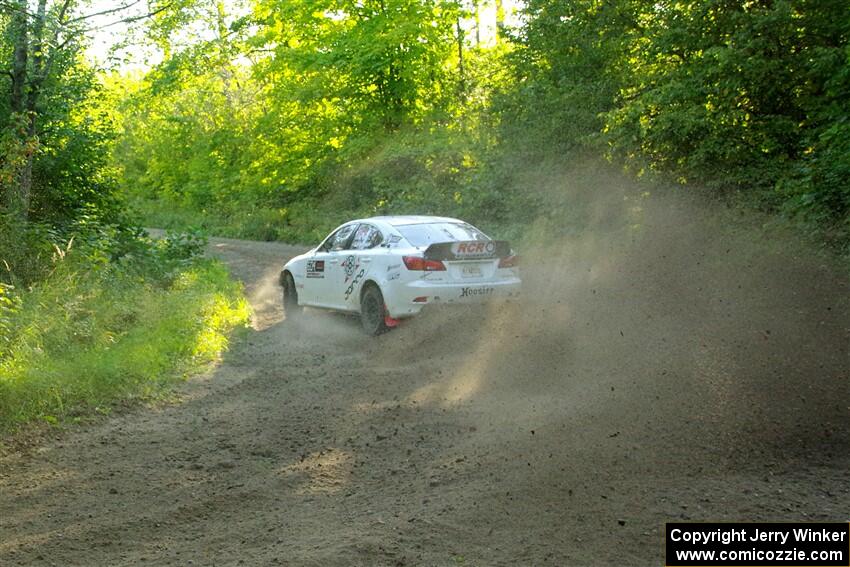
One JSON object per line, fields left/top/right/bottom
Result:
{"left": 0, "top": 222, "right": 250, "bottom": 433}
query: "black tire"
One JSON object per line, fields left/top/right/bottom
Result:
{"left": 360, "top": 284, "right": 389, "bottom": 336}
{"left": 281, "top": 271, "right": 302, "bottom": 318}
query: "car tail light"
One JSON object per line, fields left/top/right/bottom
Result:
{"left": 498, "top": 255, "right": 519, "bottom": 268}
{"left": 403, "top": 256, "right": 446, "bottom": 271}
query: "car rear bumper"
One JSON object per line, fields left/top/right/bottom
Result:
{"left": 384, "top": 278, "right": 522, "bottom": 318}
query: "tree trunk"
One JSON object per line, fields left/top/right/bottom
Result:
{"left": 456, "top": 17, "right": 466, "bottom": 100}
{"left": 15, "top": 0, "right": 49, "bottom": 220}
{"left": 474, "top": 0, "right": 481, "bottom": 47}
{"left": 9, "top": 0, "right": 26, "bottom": 115}
{"left": 495, "top": 0, "right": 505, "bottom": 45}
{"left": 6, "top": 0, "right": 29, "bottom": 216}
{"left": 28, "top": 0, "right": 49, "bottom": 125}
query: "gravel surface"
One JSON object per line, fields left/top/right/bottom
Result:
{"left": 1, "top": 214, "right": 848, "bottom": 566}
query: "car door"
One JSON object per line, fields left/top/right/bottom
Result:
{"left": 339, "top": 223, "right": 384, "bottom": 311}
{"left": 301, "top": 224, "right": 355, "bottom": 306}
{"left": 312, "top": 223, "right": 359, "bottom": 309}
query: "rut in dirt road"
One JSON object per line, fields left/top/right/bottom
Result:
{"left": 1, "top": 203, "right": 849, "bottom": 566}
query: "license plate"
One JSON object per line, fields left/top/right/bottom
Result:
{"left": 461, "top": 265, "right": 482, "bottom": 278}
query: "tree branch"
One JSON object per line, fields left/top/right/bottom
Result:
{"left": 0, "top": 0, "right": 34, "bottom": 19}
{"left": 64, "top": 0, "right": 144, "bottom": 24}
{"left": 43, "top": 0, "right": 177, "bottom": 58}
{"left": 72, "top": 1, "right": 178, "bottom": 35}
{"left": 55, "top": 0, "right": 73, "bottom": 24}
{"left": 43, "top": 0, "right": 75, "bottom": 85}
{"left": 48, "top": 0, "right": 74, "bottom": 48}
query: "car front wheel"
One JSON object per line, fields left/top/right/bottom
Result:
{"left": 281, "top": 271, "right": 302, "bottom": 318}
{"left": 360, "top": 285, "right": 389, "bottom": 336}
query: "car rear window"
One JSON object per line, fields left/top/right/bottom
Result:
{"left": 397, "top": 223, "right": 489, "bottom": 247}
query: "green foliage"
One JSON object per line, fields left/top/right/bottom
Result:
{"left": 0, "top": 1, "right": 121, "bottom": 225}
{"left": 0, "top": 114, "right": 34, "bottom": 190}
{"left": 495, "top": 0, "right": 635, "bottom": 158}
{"left": 115, "top": 0, "right": 485, "bottom": 242}
{"left": 0, "top": 282, "right": 21, "bottom": 354}
{"left": 113, "top": 0, "right": 849, "bottom": 258}
{"left": 0, "top": 2, "right": 255, "bottom": 435}
{"left": 0, "top": 229, "right": 250, "bottom": 432}
{"left": 32, "top": 67, "right": 122, "bottom": 221}
{"left": 0, "top": 213, "right": 59, "bottom": 285}
{"left": 489, "top": 0, "right": 849, "bottom": 254}
{"left": 598, "top": 0, "right": 850, "bottom": 234}
{"left": 254, "top": 0, "right": 460, "bottom": 130}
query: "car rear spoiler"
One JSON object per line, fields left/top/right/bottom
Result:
{"left": 423, "top": 240, "right": 511, "bottom": 261}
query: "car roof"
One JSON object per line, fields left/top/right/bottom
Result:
{"left": 359, "top": 215, "right": 464, "bottom": 227}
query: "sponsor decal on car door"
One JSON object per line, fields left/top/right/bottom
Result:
{"left": 340, "top": 224, "right": 380, "bottom": 308}
{"left": 318, "top": 251, "right": 347, "bottom": 307}
{"left": 306, "top": 260, "right": 325, "bottom": 278}
{"left": 314, "top": 223, "right": 358, "bottom": 307}
{"left": 342, "top": 254, "right": 367, "bottom": 303}
{"left": 303, "top": 253, "right": 331, "bottom": 303}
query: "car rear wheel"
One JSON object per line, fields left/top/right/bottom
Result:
{"left": 281, "top": 271, "right": 302, "bottom": 318}
{"left": 360, "top": 285, "right": 389, "bottom": 336}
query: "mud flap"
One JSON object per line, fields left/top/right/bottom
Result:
{"left": 384, "top": 306, "right": 400, "bottom": 328}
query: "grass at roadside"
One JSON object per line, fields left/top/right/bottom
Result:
{"left": 0, "top": 247, "right": 250, "bottom": 434}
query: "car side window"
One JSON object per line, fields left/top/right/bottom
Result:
{"left": 351, "top": 224, "right": 383, "bottom": 250}
{"left": 369, "top": 228, "right": 384, "bottom": 248}
{"left": 319, "top": 225, "right": 355, "bottom": 252}
{"left": 318, "top": 231, "right": 336, "bottom": 252}
{"left": 329, "top": 224, "right": 358, "bottom": 251}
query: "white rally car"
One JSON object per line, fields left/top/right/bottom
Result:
{"left": 280, "top": 216, "right": 521, "bottom": 334}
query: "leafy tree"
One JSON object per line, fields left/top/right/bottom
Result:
{"left": 602, "top": 1, "right": 849, "bottom": 218}
{"left": 0, "top": 0, "right": 197, "bottom": 224}
{"left": 495, "top": 0, "right": 640, "bottom": 159}
{"left": 110, "top": 0, "right": 849, "bottom": 253}
{"left": 254, "top": 0, "right": 460, "bottom": 130}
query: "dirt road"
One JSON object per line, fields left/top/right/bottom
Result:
{"left": 1, "top": 217, "right": 849, "bottom": 565}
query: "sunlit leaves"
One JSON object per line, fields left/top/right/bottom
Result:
{"left": 254, "top": 0, "right": 459, "bottom": 129}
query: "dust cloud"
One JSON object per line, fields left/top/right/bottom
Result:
{"left": 253, "top": 162, "right": 849, "bottom": 561}
{"left": 349, "top": 162, "right": 850, "bottom": 559}
{"left": 389, "top": 164, "right": 848, "bottom": 456}
{"left": 3, "top": 171, "right": 847, "bottom": 566}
